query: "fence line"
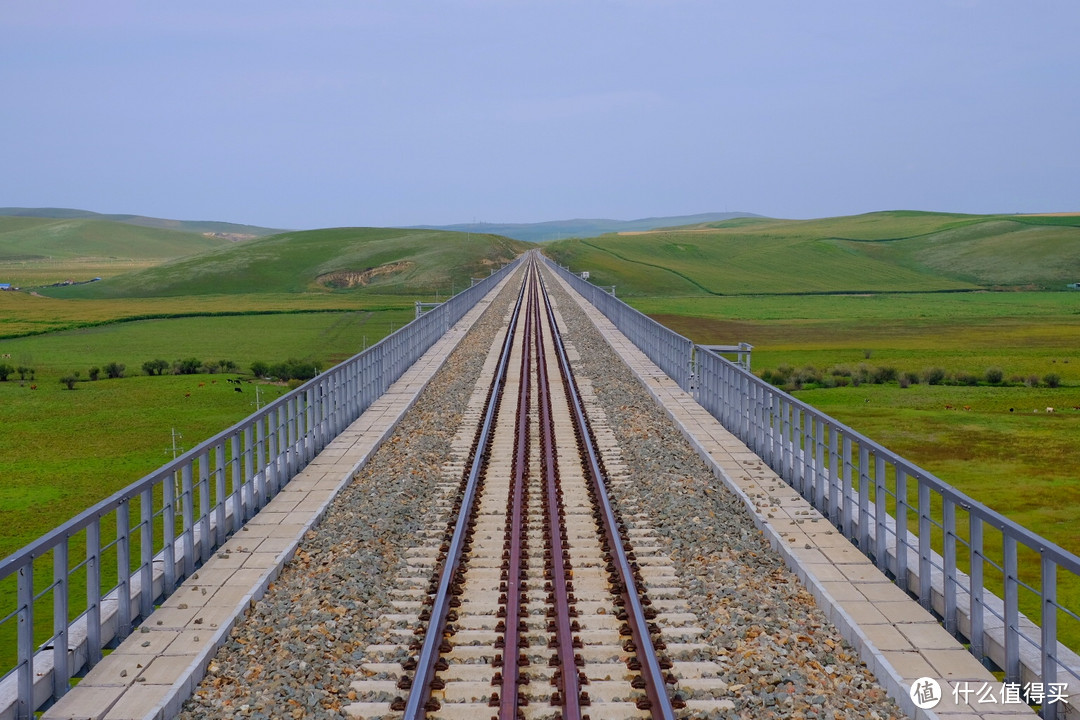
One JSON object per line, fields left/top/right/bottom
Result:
{"left": 0, "top": 257, "right": 521, "bottom": 720}
{"left": 544, "top": 255, "right": 1080, "bottom": 719}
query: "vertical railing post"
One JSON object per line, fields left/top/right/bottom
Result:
{"left": 1003, "top": 535, "right": 1020, "bottom": 682}
{"left": 874, "top": 455, "right": 888, "bottom": 571}
{"left": 198, "top": 452, "right": 211, "bottom": 564}
{"left": 140, "top": 488, "right": 154, "bottom": 619}
{"left": 969, "top": 516, "right": 985, "bottom": 664}
{"left": 16, "top": 560, "right": 33, "bottom": 720}
{"left": 943, "top": 498, "right": 957, "bottom": 635}
{"left": 858, "top": 445, "right": 870, "bottom": 550}
{"left": 1041, "top": 556, "right": 1058, "bottom": 720}
{"left": 842, "top": 436, "right": 853, "bottom": 538}
{"left": 86, "top": 517, "right": 102, "bottom": 666}
{"left": 162, "top": 476, "right": 176, "bottom": 598}
{"left": 918, "top": 482, "right": 933, "bottom": 610}
{"left": 895, "top": 468, "right": 909, "bottom": 591}
{"left": 53, "top": 539, "right": 70, "bottom": 701}
{"left": 116, "top": 502, "right": 131, "bottom": 641}
{"left": 181, "top": 463, "right": 195, "bottom": 578}
{"left": 231, "top": 434, "right": 243, "bottom": 527}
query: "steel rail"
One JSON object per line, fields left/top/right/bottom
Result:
{"left": 496, "top": 268, "right": 534, "bottom": 719}
{"left": 533, "top": 268, "right": 584, "bottom": 717}
{"left": 538, "top": 269, "right": 676, "bottom": 720}
{"left": 402, "top": 272, "right": 528, "bottom": 720}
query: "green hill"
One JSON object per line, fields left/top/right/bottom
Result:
{"left": 46, "top": 227, "right": 532, "bottom": 298}
{"left": 543, "top": 211, "right": 1080, "bottom": 295}
{"left": 0, "top": 207, "right": 284, "bottom": 238}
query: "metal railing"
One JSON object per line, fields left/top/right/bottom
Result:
{"left": 543, "top": 254, "right": 1080, "bottom": 718}
{"left": 0, "top": 256, "right": 522, "bottom": 720}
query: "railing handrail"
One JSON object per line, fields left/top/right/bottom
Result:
{"left": 0, "top": 262, "right": 520, "bottom": 579}
{"left": 695, "top": 346, "right": 1080, "bottom": 574}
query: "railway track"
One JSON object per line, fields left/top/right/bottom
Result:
{"left": 347, "top": 257, "right": 727, "bottom": 719}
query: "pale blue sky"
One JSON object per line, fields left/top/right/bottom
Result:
{"left": 2, "top": 1, "right": 1077, "bottom": 229}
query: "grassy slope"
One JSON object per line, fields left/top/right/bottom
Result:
{"left": 46, "top": 227, "right": 531, "bottom": 298}
{"left": 543, "top": 211, "right": 1080, "bottom": 294}
{"left": 0, "top": 217, "right": 230, "bottom": 262}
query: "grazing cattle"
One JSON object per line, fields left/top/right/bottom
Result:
{"left": 235, "top": 387, "right": 242, "bottom": 393}
{"left": 944, "top": 404, "right": 954, "bottom": 410}
{"left": 198, "top": 382, "right": 205, "bottom": 387}
{"left": 1047, "top": 407, "right": 1054, "bottom": 413}
{"left": 30, "top": 385, "right": 36, "bottom": 390}
{"left": 184, "top": 392, "right": 191, "bottom": 398}
{"left": 963, "top": 405, "right": 971, "bottom": 411}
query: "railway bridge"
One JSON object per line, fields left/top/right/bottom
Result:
{"left": 3, "top": 251, "right": 1078, "bottom": 719}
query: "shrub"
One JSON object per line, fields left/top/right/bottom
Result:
{"left": 174, "top": 358, "right": 202, "bottom": 375}
{"left": 104, "top": 362, "right": 125, "bottom": 379}
{"left": 900, "top": 371, "right": 920, "bottom": 387}
{"left": 1025, "top": 374, "right": 1040, "bottom": 387}
{"left": 142, "top": 359, "right": 170, "bottom": 376}
{"left": 203, "top": 361, "right": 221, "bottom": 375}
{"left": 923, "top": 367, "right": 946, "bottom": 385}
{"left": 985, "top": 367, "right": 1004, "bottom": 384}
{"left": 250, "top": 361, "right": 270, "bottom": 379}
{"left": 16, "top": 366, "right": 29, "bottom": 380}
{"left": 219, "top": 359, "right": 238, "bottom": 373}
{"left": 60, "top": 375, "right": 78, "bottom": 390}
{"left": 88, "top": 367, "right": 101, "bottom": 381}
{"left": 269, "top": 358, "right": 320, "bottom": 382}
{"left": 0, "top": 363, "right": 13, "bottom": 381}
{"left": 898, "top": 375, "right": 911, "bottom": 388}
{"left": 872, "top": 366, "right": 898, "bottom": 384}
{"left": 954, "top": 372, "right": 979, "bottom": 387}
{"left": 1044, "top": 372, "right": 1061, "bottom": 388}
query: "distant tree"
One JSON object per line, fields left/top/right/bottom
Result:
{"left": 60, "top": 375, "right": 78, "bottom": 390}
{"left": 985, "top": 367, "right": 1004, "bottom": 384}
{"left": 203, "top": 360, "right": 221, "bottom": 375}
{"left": 1044, "top": 372, "right": 1061, "bottom": 388}
{"left": 0, "top": 363, "right": 13, "bottom": 381}
{"left": 269, "top": 358, "right": 320, "bottom": 381}
{"left": 219, "top": 359, "right": 238, "bottom": 373}
{"left": 250, "top": 360, "right": 269, "bottom": 378}
{"left": 142, "top": 359, "right": 170, "bottom": 376}
{"left": 174, "top": 358, "right": 202, "bottom": 375}
{"left": 16, "top": 366, "right": 29, "bottom": 380}
{"left": 104, "top": 362, "right": 125, "bottom": 379}
{"left": 88, "top": 366, "right": 101, "bottom": 381}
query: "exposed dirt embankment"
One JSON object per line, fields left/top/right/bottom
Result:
{"left": 317, "top": 261, "right": 414, "bottom": 288}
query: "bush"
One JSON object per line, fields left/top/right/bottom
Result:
{"left": 923, "top": 367, "right": 946, "bottom": 385}
{"left": 268, "top": 358, "right": 320, "bottom": 382}
{"left": 250, "top": 361, "right": 270, "bottom": 379}
{"left": 954, "top": 372, "right": 980, "bottom": 386}
{"left": 174, "top": 358, "right": 202, "bottom": 375}
{"left": 0, "top": 363, "right": 13, "bottom": 381}
{"left": 1025, "top": 374, "right": 1040, "bottom": 387}
{"left": 60, "top": 375, "right": 78, "bottom": 390}
{"left": 88, "top": 367, "right": 101, "bottom": 381}
{"left": 142, "top": 359, "right": 170, "bottom": 376}
{"left": 104, "top": 362, "right": 125, "bottom": 379}
{"left": 16, "top": 366, "right": 30, "bottom": 380}
{"left": 1044, "top": 373, "right": 1061, "bottom": 388}
{"left": 900, "top": 371, "right": 920, "bottom": 387}
{"left": 985, "top": 367, "right": 1004, "bottom": 384}
{"left": 203, "top": 361, "right": 221, "bottom": 375}
{"left": 219, "top": 360, "right": 238, "bottom": 373}
{"left": 872, "top": 366, "right": 898, "bottom": 384}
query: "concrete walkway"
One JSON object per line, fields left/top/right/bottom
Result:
{"left": 547, "top": 268, "right": 1037, "bottom": 720}
{"left": 42, "top": 270, "right": 517, "bottom": 720}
